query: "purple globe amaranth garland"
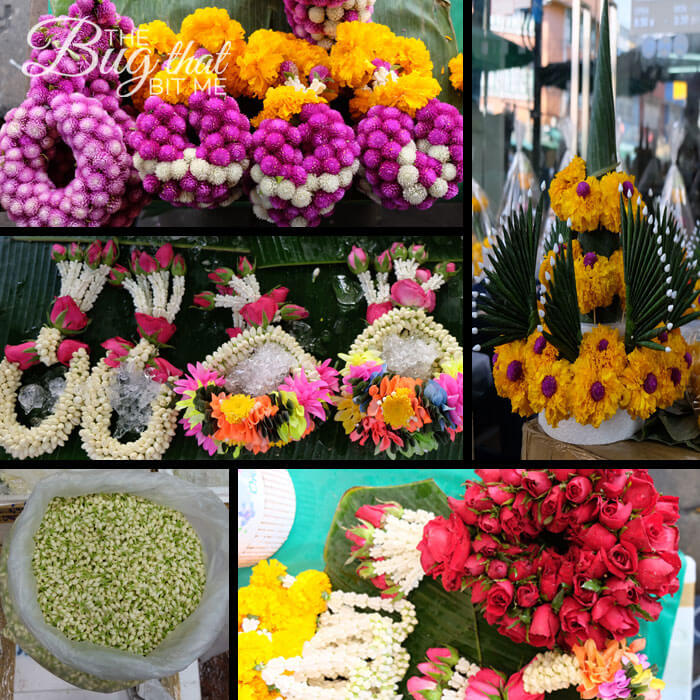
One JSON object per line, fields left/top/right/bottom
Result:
{"left": 129, "top": 90, "right": 252, "bottom": 209}
{"left": 249, "top": 102, "right": 360, "bottom": 227}
{"left": 283, "top": 0, "right": 376, "bottom": 50}
{"left": 356, "top": 99, "right": 463, "bottom": 210}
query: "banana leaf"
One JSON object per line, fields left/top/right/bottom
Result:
{"left": 0, "top": 235, "right": 463, "bottom": 461}
{"left": 323, "top": 480, "right": 579, "bottom": 700}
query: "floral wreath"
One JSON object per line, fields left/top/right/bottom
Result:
{"left": 335, "top": 242, "right": 463, "bottom": 458}
{"left": 175, "top": 257, "right": 339, "bottom": 456}
{"left": 79, "top": 243, "right": 186, "bottom": 460}
{"left": 0, "top": 240, "right": 116, "bottom": 459}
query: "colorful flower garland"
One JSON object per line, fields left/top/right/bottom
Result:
{"left": 176, "top": 259, "right": 338, "bottom": 455}
{"left": 336, "top": 242, "right": 463, "bottom": 457}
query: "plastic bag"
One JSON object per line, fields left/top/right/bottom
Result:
{"left": 3, "top": 470, "right": 229, "bottom": 686}
{"left": 497, "top": 120, "right": 538, "bottom": 224}
{"left": 472, "top": 177, "right": 494, "bottom": 281}
{"left": 659, "top": 121, "right": 694, "bottom": 247}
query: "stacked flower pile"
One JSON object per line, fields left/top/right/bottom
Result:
{"left": 284, "top": 0, "right": 376, "bottom": 49}
{"left": 418, "top": 469, "right": 681, "bottom": 651}
{"left": 408, "top": 647, "right": 481, "bottom": 700}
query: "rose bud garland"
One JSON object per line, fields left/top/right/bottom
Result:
{"left": 417, "top": 469, "right": 681, "bottom": 652}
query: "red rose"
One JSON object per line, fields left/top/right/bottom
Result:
{"left": 478, "top": 512, "right": 502, "bottom": 535}
{"left": 266, "top": 286, "right": 289, "bottom": 304}
{"left": 472, "top": 533, "right": 498, "bottom": 558}
{"left": 550, "top": 469, "right": 578, "bottom": 481}
{"left": 56, "top": 339, "right": 89, "bottom": 366}
{"left": 4, "top": 342, "right": 39, "bottom": 370}
{"left": 501, "top": 469, "right": 524, "bottom": 486}
{"left": 226, "top": 327, "right": 243, "bottom": 339}
{"left": 637, "top": 552, "right": 681, "bottom": 595}
{"left": 499, "top": 614, "right": 528, "bottom": 644}
{"left": 528, "top": 604, "right": 559, "bottom": 649}
{"left": 465, "top": 669, "right": 506, "bottom": 700}
{"left": 656, "top": 495, "right": 680, "bottom": 524}
{"left": 366, "top": 301, "right": 393, "bottom": 324}
{"left": 448, "top": 496, "right": 478, "bottom": 526}
{"left": 568, "top": 496, "right": 601, "bottom": 528}
{"left": 572, "top": 574, "right": 599, "bottom": 607}
{"left": 505, "top": 669, "right": 545, "bottom": 700}
{"left": 484, "top": 580, "right": 514, "bottom": 624}
{"left": 464, "top": 483, "right": 494, "bottom": 511}
{"left": 566, "top": 476, "right": 593, "bottom": 504}
{"left": 147, "top": 357, "right": 183, "bottom": 383}
{"left": 599, "top": 469, "right": 630, "bottom": 498}
{"left": 471, "top": 580, "right": 489, "bottom": 605}
{"left": 581, "top": 523, "right": 617, "bottom": 550}
{"left": 623, "top": 472, "right": 658, "bottom": 513}
{"left": 523, "top": 470, "right": 552, "bottom": 498}
{"left": 466, "top": 554, "right": 487, "bottom": 576}
{"left": 418, "top": 513, "right": 470, "bottom": 582}
{"left": 592, "top": 596, "right": 640, "bottom": 638}
{"left": 509, "top": 558, "right": 536, "bottom": 582}
{"left": 537, "top": 486, "right": 565, "bottom": 529}
{"left": 135, "top": 313, "right": 177, "bottom": 345}
{"left": 645, "top": 513, "right": 679, "bottom": 553}
{"left": 602, "top": 541, "right": 639, "bottom": 578}
{"left": 487, "top": 484, "right": 514, "bottom": 506}
{"left": 476, "top": 469, "right": 502, "bottom": 483}
{"left": 606, "top": 577, "right": 641, "bottom": 607}
{"left": 487, "top": 560, "right": 508, "bottom": 580}
{"left": 573, "top": 548, "right": 606, "bottom": 578}
{"left": 559, "top": 597, "right": 591, "bottom": 643}
{"left": 539, "top": 570, "right": 559, "bottom": 602}
{"left": 240, "top": 296, "right": 278, "bottom": 327}
{"left": 637, "top": 594, "right": 663, "bottom": 621}
{"left": 50, "top": 295, "right": 89, "bottom": 333}
{"left": 599, "top": 499, "right": 634, "bottom": 530}
{"left": 101, "top": 337, "right": 134, "bottom": 368}
{"left": 515, "top": 582, "right": 539, "bottom": 608}
{"left": 620, "top": 516, "right": 652, "bottom": 551}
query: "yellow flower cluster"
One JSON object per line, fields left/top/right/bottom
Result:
{"left": 238, "top": 559, "right": 331, "bottom": 699}
{"left": 472, "top": 237, "right": 491, "bottom": 278}
{"left": 251, "top": 84, "right": 326, "bottom": 127}
{"left": 449, "top": 53, "right": 463, "bottom": 91}
{"left": 351, "top": 72, "right": 441, "bottom": 118}
{"left": 548, "top": 156, "right": 644, "bottom": 233}
{"left": 493, "top": 325, "right": 690, "bottom": 427}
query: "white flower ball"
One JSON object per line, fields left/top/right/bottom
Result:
{"left": 291, "top": 216, "right": 307, "bottom": 227}
{"left": 441, "top": 163, "right": 457, "bottom": 181}
{"left": 308, "top": 6, "right": 325, "bottom": 22}
{"left": 397, "top": 143, "right": 417, "bottom": 166}
{"left": 397, "top": 164, "right": 419, "bottom": 188}
{"left": 177, "top": 191, "right": 195, "bottom": 204}
{"left": 343, "top": 0, "right": 355, "bottom": 8}
{"left": 319, "top": 174, "right": 340, "bottom": 192}
{"left": 183, "top": 148, "right": 197, "bottom": 162}
{"left": 416, "top": 138, "right": 430, "bottom": 152}
{"left": 404, "top": 183, "right": 427, "bottom": 205}
{"left": 429, "top": 178, "right": 448, "bottom": 198}
{"left": 338, "top": 168, "right": 353, "bottom": 187}
{"left": 359, "top": 9, "right": 373, "bottom": 21}
{"left": 277, "top": 179, "right": 296, "bottom": 200}
{"left": 291, "top": 188, "right": 312, "bottom": 208}
{"left": 306, "top": 173, "right": 319, "bottom": 191}
{"left": 428, "top": 145, "right": 450, "bottom": 163}
{"left": 143, "top": 159, "right": 157, "bottom": 175}
{"left": 155, "top": 162, "right": 172, "bottom": 181}
{"left": 208, "top": 167, "right": 227, "bottom": 186}
{"left": 171, "top": 159, "right": 188, "bottom": 179}
{"left": 133, "top": 154, "right": 144, "bottom": 170}
{"left": 190, "top": 159, "right": 209, "bottom": 180}
{"left": 323, "top": 20, "right": 338, "bottom": 37}
{"left": 226, "top": 163, "right": 243, "bottom": 184}
{"left": 351, "top": 159, "right": 360, "bottom": 174}
{"left": 250, "top": 163, "right": 263, "bottom": 182}
{"left": 327, "top": 6, "right": 344, "bottom": 20}
{"left": 259, "top": 177, "right": 278, "bottom": 197}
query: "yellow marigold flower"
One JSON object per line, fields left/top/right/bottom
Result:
{"left": 579, "top": 325, "right": 627, "bottom": 373}
{"left": 390, "top": 35, "right": 434, "bottom": 77}
{"left": 567, "top": 357, "right": 625, "bottom": 428}
{"left": 252, "top": 84, "right": 326, "bottom": 127}
{"left": 528, "top": 358, "right": 572, "bottom": 427}
{"left": 654, "top": 327, "right": 691, "bottom": 405}
{"left": 599, "top": 171, "right": 644, "bottom": 233}
{"left": 538, "top": 249, "right": 557, "bottom": 289}
{"left": 335, "top": 393, "right": 363, "bottom": 433}
{"left": 573, "top": 249, "right": 620, "bottom": 314}
{"left": 449, "top": 53, "right": 463, "bottom": 91}
{"left": 180, "top": 7, "right": 242, "bottom": 54}
{"left": 610, "top": 249, "right": 626, "bottom": 307}
{"left": 549, "top": 156, "right": 587, "bottom": 211}
{"left": 493, "top": 340, "right": 533, "bottom": 417}
{"left": 124, "top": 21, "right": 177, "bottom": 74}
{"left": 369, "top": 72, "right": 442, "bottom": 117}
{"left": 237, "top": 29, "right": 289, "bottom": 99}
{"left": 250, "top": 558, "right": 288, "bottom": 589}
{"left": 288, "top": 569, "right": 331, "bottom": 615}
{"left": 285, "top": 35, "right": 331, "bottom": 76}
{"left": 620, "top": 346, "right": 670, "bottom": 419}
{"left": 349, "top": 86, "right": 374, "bottom": 119}
{"left": 524, "top": 329, "right": 559, "bottom": 375}
{"left": 555, "top": 176, "right": 602, "bottom": 232}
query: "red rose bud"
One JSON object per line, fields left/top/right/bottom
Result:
{"left": 415, "top": 267, "right": 432, "bottom": 283}
{"left": 138, "top": 252, "right": 158, "bottom": 274}
{"left": 356, "top": 561, "right": 377, "bottom": 579}
{"left": 85, "top": 240, "right": 103, "bottom": 269}
{"left": 366, "top": 301, "right": 393, "bottom": 324}
{"left": 102, "top": 239, "right": 119, "bottom": 266}
{"left": 101, "top": 336, "right": 134, "bottom": 368}
{"left": 226, "top": 327, "right": 242, "bottom": 339}
{"left": 4, "top": 342, "right": 39, "bottom": 370}
{"left": 193, "top": 291, "right": 216, "bottom": 310}
{"left": 374, "top": 249, "right": 392, "bottom": 273}
{"left": 528, "top": 603, "right": 559, "bottom": 649}
{"left": 50, "top": 296, "right": 89, "bottom": 333}
{"left": 135, "top": 313, "right": 177, "bottom": 345}
{"left": 51, "top": 244, "right": 67, "bottom": 262}
{"left": 57, "top": 339, "right": 89, "bottom": 366}
{"left": 409, "top": 243, "right": 428, "bottom": 263}
{"left": 237, "top": 256, "right": 255, "bottom": 276}
{"left": 434, "top": 261, "right": 458, "bottom": 279}
{"left": 426, "top": 646, "right": 459, "bottom": 670}
{"left": 267, "top": 286, "right": 289, "bottom": 304}
{"left": 347, "top": 245, "right": 369, "bottom": 274}
{"left": 68, "top": 242, "right": 83, "bottom": 261}
{"left": 523, "top": 470, "right": 552, "bottom": 497}
{"left": 208, "top": 267, "right": 235, "bottom": 285}
{"left": 129, "top": 249, "right": 139, "bottom": 273}
{"left": 146, "top": 357, "right": 183, "bottom": 383}
{"left": 108, "top": 264, "right": 130, "bottom": 287}
{"left": 390, "top": 241, "right": 408, "bottom": 259}
{"left": 279, "top": 304, "right": 309, "bottom": 321}
{"left": 240, "top": 296, "right": 278, "bottom": 327}
{"left": 154, "top": 243, "right": 174, "bottom": 270}
{"left": 356, "top": 502, "right": 403, "bottom": 527}
{"left": 172, "top": 254, "right": 186, "bottom": 276}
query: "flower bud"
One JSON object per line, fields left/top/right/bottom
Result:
{"left": 208, "top": 267, "right": 234, "bottom": 285}
{"left": 172, "top": 254, "right": 186, "bottom": 276}
{"left": 237, "top": 256, "right": 255, "bottom": 276}
{"left": 102, "top": 239, "right": 119, "bottom": 266}
{"left": 390, "top": 242, "right": 408, "bottom": 260}
{"left": 155, "top": 243, "right": 174, "bottom": 270}
{"left": 51, "top": 244, "right": 67, "bottom": 262}
{"left": 108, "top": 264, "right": 129, "bottom": 286}
{"left": 279, "top": 304, "right": 309, "bottom": 321}
{"left": 193, "top": 291, "right": 216, "bottom": 310}
{"left": 409, "top": 243, "right": 428, "bottom": 264}
{"left": 347, "top": 245, "right": 369, "bottom": 274}
{"left": 374, "top": 249, "right": 392, "bottom": 273}
{"left": 68, "top": 242, "right": 83, "bottom": 262}
{"left": 434, "top": 261, "right": 458, "bottom": 279}
{"left": 138, "top": 252, "right": 158, "bottom": 274}
{"left": 85, "top": 240, "right": 103, "bottom": 269}
{"left": 415, "top": 267, "right": 432, "bottom": 283}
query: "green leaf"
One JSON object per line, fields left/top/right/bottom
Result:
{"left": 581, "top": 579, "right": 603, "bottom": 593}
{"left": 586, "top": 0, "right": 617, "bottom": 175}
{"left": 323, "top": 481, "right": 543, "bottom": 697}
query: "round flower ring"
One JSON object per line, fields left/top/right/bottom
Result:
{"left": 249, "top": 102, "right": 360, "bottom": 227}
{"left": 130, "top": 91, "right": 252, "bottom": 209}
{"left": 421, "top": 469, "right": 682, "bottom": 652}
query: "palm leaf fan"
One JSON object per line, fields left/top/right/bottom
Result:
{"left": 476, "top": 192, "right": 545, "bottom": 348}
{"left": 541, "top": 221, "right": 582, "bottom": 363}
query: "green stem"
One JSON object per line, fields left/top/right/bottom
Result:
{"left": 469, "top": 599, "right": 483, "bottom": 666}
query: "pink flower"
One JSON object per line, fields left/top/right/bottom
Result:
{"left": 348, "top": 245, "right": 369, "bottom": 273}
{"left": 237, "top": 256, "right": 255, "bottom": 276}
{"left": 208, "top": 267, "right": 234, "bottom": 285}
{"left": 4, "top": 342, "right": 39, "bottom": 370}
{"left": 172, "top": 254, "right": 186, "bottom": 276}
{"left": 155, "top": 243, "right": 174, "bottom": 270}
{"left": 425, "top": 290, "right": 436, "bottom": 312}
{"left": 86, "top": 240, "right": 102, "bottom": 268}
{"left": 316, "top": 359, "right": 340, "bottom": 393}
{"left": 102, "top": 239, "right": 119, "bottom": 266}
{"left": 279, "top": 304, "right": 309, "bottom": 321}
{"left": 506, "top": 669, "right": 545, "bottom": 700}
{"left": 415, "top": 267, "right": 432, "bottom": 283}
{"left": 181, "top": 416, "right": 219, "bottom": 456}
{"left": 50, "top": 296, "right": 89, "bottom": 333}
{"left": 391, "top": 279, "right": 429, "bottom": 307}
{"left": 147, "top": 357, "right": 183, "bottom": 383}
{"left": 135, "top": 313, "right": 177, "bottom": 345}
{"left": 407, "top": 675, "right": 438, "bottom": 700}
{"left": 528, "top": 604, "right": 559, "bottom": 648}
{"left": 341, "top": 361, "right": 385, "bottom": 393}
{"left": 465, "top": 669, "right": 506, "bottom": 700}
{"left": 101, "top": 337, "right": 135, "bottom": 368}
{"left": 173, "top": 362, "right": 226, "bottom": 396}
{"left": 409, "top": 243, "right": 428, "bottom": 263}
{"left": 51, "top": 244, "right": 67, "bottom": 262}
{"left": 138, "top": 251, "right": 158, "bottom": 274}
{"left": 279, "top": 371, "right": 334, "bottom": 428}
{"left": 367, "top": 301, "right": 393, "bottom": 324}
{"left": 240, "top": 296, "right": 278, "bottom": 327}
{"left": 375, "top": 249, "right": 392, "bottom": 272}
{"left": 355, "top": 502, "right": 402, "bottom": 527}
{"left": 226, "top": 327, "right": 242, "bottom": 339}
{"left": 57, "top": 339, "right": 89, "bottom": 366}
{"left": 108, "top": 264, "right": 129, "bottom": 286}
{"left": 267, "top": 286, "right": 289, "bottom": 304}
{"left": 193, "top": 291, "right": 216, "bottom": 309}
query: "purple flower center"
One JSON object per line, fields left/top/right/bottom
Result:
{"left": 597, "top": 339, "right": 609, "bottom": 351}
{"left": 541, "top": 375, "right": 557, "bottom": 398}
{"left": 506, "top": 360, "right": 523, "bottom": 382}
{"left": 576, "top": 181, "right": 591, "bottom": 198}
{"left": 685, "top": 352, "right": 692, "bottom": 368}
{"left": 583, "top": 252, "right": 598, "bottom": 268}
{"left": 643, "top": 372, "right": 658, "bottom": 394}
{"left": 670, "top": 367, "right": 682, "bottom": 386}
{"left": 492, "top": 352, "right": 499, "bottom": 366}
{"left": 622, "top": 180, "right": 634, "bottom": 198}
{"left": 590, "top": 381, "right": 605, "bottom": 401}
{"left": 658, "top": 330, "right": 668, "bottom": 343}
{"left": 533, "top": 336, "right": 547, "bottom": 355}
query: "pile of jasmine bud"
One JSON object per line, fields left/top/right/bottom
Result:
{"left": 31, "top": 493, "right": 206, "bottom": 656}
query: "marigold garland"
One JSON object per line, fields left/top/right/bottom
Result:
{"left": 449, "top": 52, "right": 463, "bottom": 91}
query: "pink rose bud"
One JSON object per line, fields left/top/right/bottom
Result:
{"left": 86, "top": 240, "right": 103, "bottom": 269}
{"left": 409, "top": 243, "right": 428, "bottom": 263}
{"left": 135, "top": 313, "right": 177, "bottom": 345}
{"left": 138, "top": 251, "right": 158, "bottom": 274}
{"left": 208, "top": 267, "right": 234, "bottom": 285}
{"left": 347, "top": 245, "right": 369, "bottom": 274}
{"left": 415, "top": 268, "right": 432, "bottom": 283}
{"left": 240, "top": 297, "right": 278, "bottom": 327}
{"left": 216, "top": 284, "right": 233, "bottom": 296}
{"left": 68, "top": 242, "right": 83, "bottom": 261}
{"left": 4, "top": 342, "right": 39, "bottom": 370}
{"left": 390, "top": 242, "right": 408, "bottom": 260}
{"left": 391, "top": 279, "right": 429, "bottom": 308}
{"left": 51, "top": 244, "right": 67, "bottom": 262}
{"left": 130, "top": 249, "right": 140, "bottom": 273}
{"left": 102, "top": 239, "right": 119, "bottom": 266}
{"left": 108, "top": 264, "right": 130, "bottom": 286}
{"left": 146, "top": 357, "right": 183, "bottom": 383}
{"left": 366, "top": 301, "right": 393, "bottom": 324}
{"left": 279, "top": 304, "right": 309, "bottom": 321}
{"left": 374, "top": 249, "right": 392, "bottom": 273}
{"left": 406, "top": 675, "right": 438, "bottom": 700}
{"left": 425, "top": 290, "right": 436, "bottom": 312}
{"left": 237, "top": 256, "right": 255, "bottom": 276}
{"left": 193, "top": 291, "right": 216, "bottom": 309}
{"left": 56, "top": 339, "right": 90, "bottom": 366}
{"left": 50, "top": 296, "right": 89, "bottom": 333}
{"left": 266, "top": 286, "right": 289, "bottom": 304}
{"left": 226, "top": 327, "right": 243, "bottom": 339}
{"left": 434, "top": 261, "right": 458, "bottom": 279}
{"left": 172, "top": 254, "right": 186, "bottom": 276}
{"left": 101, "top": 336, "right": 134, "bottom": 367}
{"left": 155, "top": 243, "right": 174, "bottom": 270}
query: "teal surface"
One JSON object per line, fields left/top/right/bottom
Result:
{"left": 238, "top": 469, "right": 683, "bottom": 677}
